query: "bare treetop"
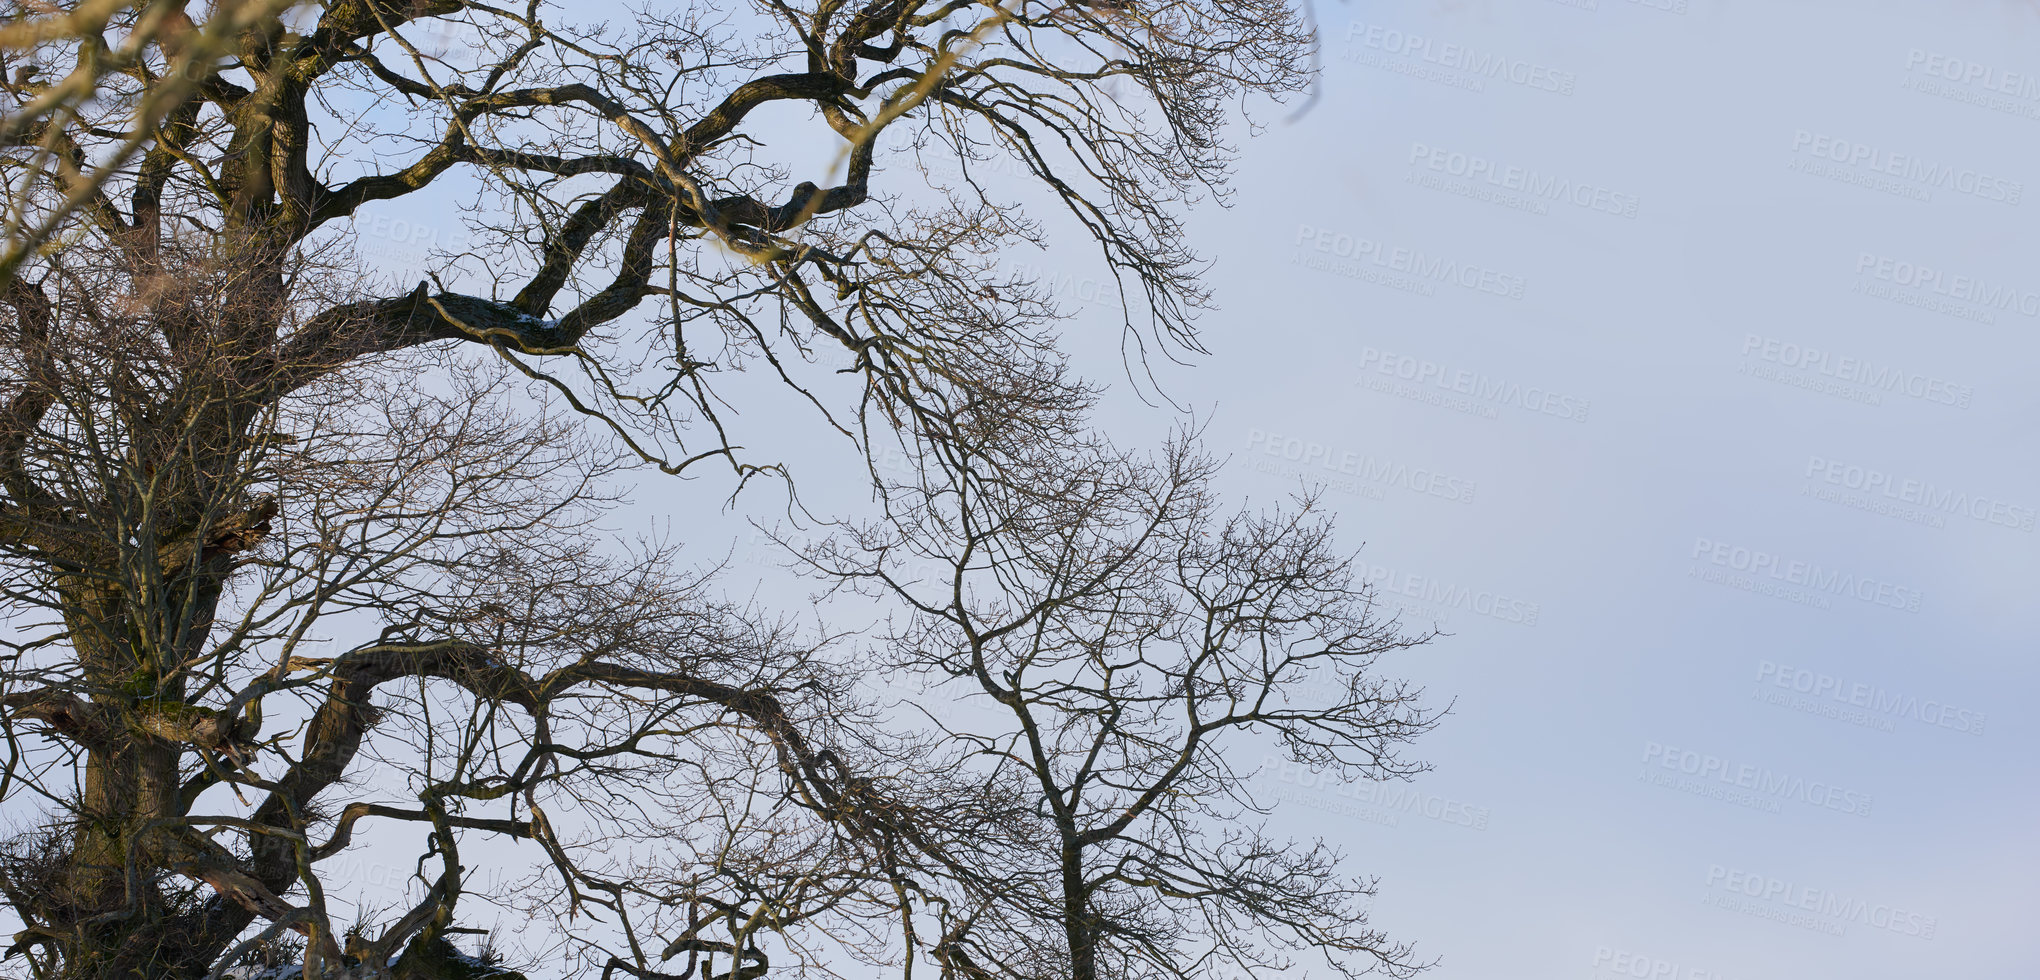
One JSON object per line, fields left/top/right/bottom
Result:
{"left": 1, "top": 0, "right": 1311, "bottom": 474}
{"left": 0, "top": 5, "right": 1432, "bottom": 980}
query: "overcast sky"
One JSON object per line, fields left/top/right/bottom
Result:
{"left": 1176, "top": 2, "right": 2038, "bottom": 977}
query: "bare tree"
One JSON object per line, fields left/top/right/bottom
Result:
{"left": 798, "top": 430, "right": 1440, "bottom": 980}
{"left": 0, "top": 234, "right": 940, "bottom": 980}
{"left": 0, "top": 2, "right": 1428, "bottom": 980}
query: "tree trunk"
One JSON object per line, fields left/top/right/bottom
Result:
{"left": 1061, "top": 845, "right": 1097, "bottom": 980}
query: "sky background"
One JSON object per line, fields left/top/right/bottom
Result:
{"left": 327, "top": 0, "right": 2038, "bottom": 976}
{"left": 1177, "top": 2, "right": 2039, "bottom": 976}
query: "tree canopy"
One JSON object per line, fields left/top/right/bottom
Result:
{"left": 0, "top": 3, "right": 1436, "bottom": 979}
